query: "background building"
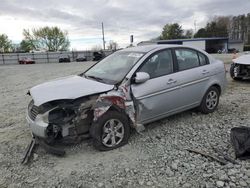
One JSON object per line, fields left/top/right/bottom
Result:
{"left": 138, "top": 37, "right": 243, "bottom": 53}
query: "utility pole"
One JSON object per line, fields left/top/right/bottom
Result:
{"left": 102, "top": 22, "right": 105, "bottom": 50}
{"left": 194, "top": 20, "right": 197, "bottom": 35}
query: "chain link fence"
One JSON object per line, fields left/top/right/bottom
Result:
{"left": 0, "top": 50, "right": 113, "bottom": 65}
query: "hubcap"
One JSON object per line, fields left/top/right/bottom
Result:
{"left": 206, "top": 90, "right": 218, "bottom": 110}
{"left": 102, "top": 119, "right": 124, "bottom": 147}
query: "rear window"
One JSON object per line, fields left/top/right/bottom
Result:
{"left": 175, "top": 49, "right": 200, "bottom": 71}
{"left": 198, "top": 52, "right": 208, "bottom": 66}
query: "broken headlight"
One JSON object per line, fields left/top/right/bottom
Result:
{"left": 48, "top": 107, "right": 75, "bottom": 124}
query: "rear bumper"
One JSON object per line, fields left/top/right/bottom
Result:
{"left": 26, "top": 113, "right": 48, "bottom": 138}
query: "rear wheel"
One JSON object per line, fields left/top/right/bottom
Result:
{"left": 90, "top": 111, "right": 130, "bottom": 151}
{"left": 199, "top": 86, "right": 220, "bottom": 114}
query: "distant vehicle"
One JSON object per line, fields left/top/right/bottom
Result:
{"left": 19, "top": 57, "right": 35, "bottom": 64}
{"left": 230, "top": 54, "right": 250, "bottom": 80}
{"left": 228, "top": 48, "right": 239, "bottom": 53}
{"left": 26, "top": 45, "right": 227, "bottom": 151}
{"left": 59, "top": 55, "right": 70, "bottom": 63}
{"left": 76, "top": 54, "right": 87, "bottom": 62}
{"left": 93, "top": 51, "right": 105, "bottom": 61}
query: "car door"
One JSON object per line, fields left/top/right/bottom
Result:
{"left": 173, "top": 48, "right": 211, "bottom": 108}
{"left": 131, "top": 49, "right": 183, "bottom": 124}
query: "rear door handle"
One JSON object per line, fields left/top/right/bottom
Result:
{"left": 167, "top": 79, "right": 177, "bottom": 84}
{"left": 202, "top": 70, "right": 210, "bottom": 75}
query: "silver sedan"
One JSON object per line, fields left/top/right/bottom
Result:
{"left": 27, "top": 45, "right": 227, "bottom": 151}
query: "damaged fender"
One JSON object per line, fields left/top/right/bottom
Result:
{"left": 92, "top": 80, "right": 137, "bottom": 128}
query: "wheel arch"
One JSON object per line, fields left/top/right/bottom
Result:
{"left": 211, "top": 83, "right": 221, "bottom": 96}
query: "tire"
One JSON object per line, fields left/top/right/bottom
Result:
{"left": 90, "top": 111, "right": 130, "bottom": 151}
{"left": 199, "top": 86, "right": 220, "bottom": 114}
{"left": 230, "top": 64, "right": 242, "bottom": 81}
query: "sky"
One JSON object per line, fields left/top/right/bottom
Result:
{"left": 0, "top": 0, "right": 250, "bottom": 50}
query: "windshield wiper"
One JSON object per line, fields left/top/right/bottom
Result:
{"left": 85, "top": 75, "right": 104, "bottom": 82}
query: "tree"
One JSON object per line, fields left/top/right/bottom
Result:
{"left": 184, "top": 29, "right": 193, "bottom": 38}
{"left": 23, "top": 26, "right": 70, "bottom": 51}
{"left": 0, "top": 34, "right": 13, "bottom": 52}
{"left": 160, "top": 23, "right": 184, "bottom": 40}
{"left": 194, "top": 28, "right": 207, "bottom": 38}
{"left": 194, "top": 16, "right": 229, "bottom": 38}
{"left": 107, "top": 40, "right": 119, "bottom": 50}
{"left": 19, "top": 40, "right": 35, "bottom": 52}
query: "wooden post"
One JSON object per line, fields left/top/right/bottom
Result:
{"left": 17, "top": 53, "right": 19, "bottom": 64}
{"left": 2, "top": 54, "right": 5, "bottom": 64}
{"left": 46, "top": 52, "right": 49, "bottom": 63}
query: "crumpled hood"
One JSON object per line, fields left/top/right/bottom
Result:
{"left": 30, "top": 75, "right": 114, "bottom": 106}
{"left": 233, "top": 54, "right": 250, "bottom": 65}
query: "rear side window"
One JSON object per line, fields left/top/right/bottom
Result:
{"left": 198, "top": 52, "right": 208, "bottom": 66}
{"left": 138, "top": 49, "right": 173, "bottom": 79}
{"left": 175, "top": 49, "right": 200, "bottom": 71}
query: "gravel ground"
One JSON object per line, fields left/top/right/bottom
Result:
{"left": 0, "top": 60, "right": 250, "bottom": 188}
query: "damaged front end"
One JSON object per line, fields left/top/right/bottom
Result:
{"left": 23, "top": 77, "right": 141, "bottom": 163}
{"left": 23, "top": 95, "right": 99, "bottom": 164}
{"left": 26, "top": 95, "right": 98, "bottom": 143}
{"left": 231, "top": 63, "right": 250, "bottom": 79}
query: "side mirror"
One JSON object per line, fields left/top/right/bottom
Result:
{"left": 135, "top": 72, "right": 150, "bottom": 84}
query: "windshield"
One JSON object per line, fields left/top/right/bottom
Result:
{"left": 84, "top": 51, "right": 144, "bottom": 84}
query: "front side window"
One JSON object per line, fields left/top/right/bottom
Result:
{"left": 138, "top": 49, "right": 173, "bottom": 79}
{"left": 84, "top": 51, "right": 144, "bottom": 84}
{"left": 175, "top": 49, "right": 200, "bottom": 71}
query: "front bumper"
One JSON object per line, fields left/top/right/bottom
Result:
{"left": 26, "top": 113, "right": 49, "bottom": 138}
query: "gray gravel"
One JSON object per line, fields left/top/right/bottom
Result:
{"left": 0, "top": 61, "right": 250, "bottom": 188}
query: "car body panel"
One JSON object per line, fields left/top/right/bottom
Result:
{"left": 131, "top": 72, "right": 182, "bottom": 123}
{"left": 30, "top": 75, "right": 114, "bottom": 106}
{"left": 232, "top": 55, "right": 250, "bottom": 65}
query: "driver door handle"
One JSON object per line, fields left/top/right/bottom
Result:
{"left": 167, "top": 79, "right": 177, "bottom": 84}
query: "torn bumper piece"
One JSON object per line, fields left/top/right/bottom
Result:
{"left": 22, "top": 137, "right": 65, "bottom": 165}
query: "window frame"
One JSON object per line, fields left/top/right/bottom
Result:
{"left": 172, "top": 47, "right": 210, "bottom": 72}
{"left": 197, "top": 51, "right": 209, "bottom": 66}
{"left": 133, "top": 48, "right": 177, "bottom": 80}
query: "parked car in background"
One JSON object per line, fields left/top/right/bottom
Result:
{"left": 93, "top": 51, "right": 105, "bottom": 61}
{"left": 230, "top": 54, "right": 250, "bottom": 80}
{"left": 76, "top": 54, "right": 87, "bottom": 62}
{"left": 19, "top": 57, "right": 35, "bottom": 64}
{"left": 59, "top": 55, "right": 70, "bottom": 63}
{"left": 26, "top": 45, "right": 227, "bottom": 151}
{"left": 228, "top": 48, "right": 239, "bottom": 53}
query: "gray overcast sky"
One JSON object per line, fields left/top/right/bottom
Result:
{"left": 0, "top": 0, "right": 250, "bottom": 49}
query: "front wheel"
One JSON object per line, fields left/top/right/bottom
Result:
{"left": 90, "top": 111, "right": 130, "bottom": 151}
{"left": 199, "top": 86, "right": 220, "bottom": 114}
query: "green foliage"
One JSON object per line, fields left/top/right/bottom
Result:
{"left": 194, "top": 17, "right": 229, "bottom": 38}
{"left": 184, "top": 29, "right": 193, "bottom": 39}
{"left": 160, "top": 23, "right": 184, "bottom": 40}
{"left": 23, "top": 26, "right": 70, "bottom": 51}
{"left": 194, "top": 28, "right": 207, "bottom": 38}
{"left": 0, "top": 34, "right": 13, "bottom": 52}
{"left": 19, "top": 40, "right": 35, "bottom": 52}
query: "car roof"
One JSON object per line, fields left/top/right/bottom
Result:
{"left": 121, "top": 44, "right": 194, "bottom": 53}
